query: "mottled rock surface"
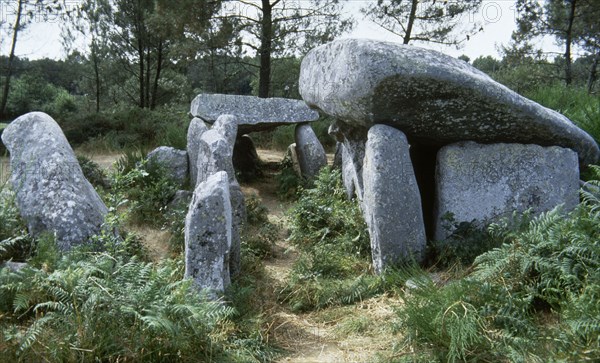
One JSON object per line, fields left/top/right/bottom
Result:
{"left": 185, "top": 171, "right": 232, "bottom": 294}
{"left": 190, "top": 94, "right": 320, "bottom": 133}
{"left": 299, "top": 39, "right": 599, "bottom": 166}
{"left": 147, "top": 146, "right": 188, "bottom": 186}
{"left": 363, "top": 125, "right": 426, "bottom": 273}
{"left": 197, "top": 130, "right": 235, "bottom": 185}
{"left": 294, "top": 123, "right": 327, "bottom": 179}
{"left": 187, "top": 117, "right": 208, "bottom": 186}
{"left": 229, "top": 182, "right": 246, "bottom": 278}
{"left": 434, "top": 142, "right": 580, "bottom": 241}
{"left": 213, "top": 114, "right": 238, "bottom": 148}
{"left": 1, "top": 112, "right": 108, "bottom": 251}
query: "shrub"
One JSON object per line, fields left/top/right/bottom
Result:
{"left": 77, "top": 155, "right": 108, "bottom": 189}
{"left": 280, "top": 168, "right": 378, "bottom": 311}
{"left": 394, "top": 169, "right": 600, "bottom": 361}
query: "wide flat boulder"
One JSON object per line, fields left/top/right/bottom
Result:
{"left": 190, "top": 94, "right": 319, "bottom": 134}
{"left": 299, "top": 39, "right": 599, "bottom": 166}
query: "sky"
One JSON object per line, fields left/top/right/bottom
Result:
{"left": 0, "top": 0, "right": 562, "bottom": 61}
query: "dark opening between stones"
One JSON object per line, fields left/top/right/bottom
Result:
{"left": 408, "top": 142, "right": 441, "bottom": 242}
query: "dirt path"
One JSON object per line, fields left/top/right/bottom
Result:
{"left": 80, "top": 148, "right": 399, "bottom": 361}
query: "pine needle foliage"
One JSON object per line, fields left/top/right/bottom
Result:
{"left": 395, "top": 168, "right": 600, "bottom": 362}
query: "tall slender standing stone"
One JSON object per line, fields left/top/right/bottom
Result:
{"left": 187, "top": 117, "right": 208, "bottom": 186}
{"left": 185, "top": 171, "right": 232, "bottom": 295}
{"left": 294, "top": 123, "right": 327, "bottom": 179}
{"left": 363, "top": 125, "right": 426, "bottom": 273}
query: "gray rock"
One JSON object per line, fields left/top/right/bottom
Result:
{"left": 299, "top": 39, "right": 599, "bottom": 166}
{"left": 434, "top": 142, "right": 580, "bottom": 241}
{"left": 285, "top": 143, "right": 302, "bottom": 177}
{"left": 1, "top": 261, "right": 28, "bottom": 272}
{"left": 337, "top": 124, "right": 368, "bottom": 201}
{"left": 187, "top": 117, "right": 209, "bottom": 186}
{"left": 1, "top": 112, "right": 109, "bottom": 251}
{"left": 294, "top": 123, "right": 327, "bottom": 179}
{"left": 229, "top": 181, "right": 246, "bottom": 278}
{"left": 213, "top": 114, "right": 238, "bottom": 147}
{"left": 190, "top": 94, "right": 320, "bottom": 133}
{"left": 147, "top": 146, "right": 188, "bottom": 187}
{"left": 332, "top": 142, "right": 343, "bottom": 170}
{"left": 185, "top": 171, "right": 232, "bottom": 294}
{"left": 197, "top": 130, "right": 235, "bottom": 185}
{"left": 363, "top": 125, "right": 426, "bottom": 273}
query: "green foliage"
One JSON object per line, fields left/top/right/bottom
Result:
{"left": 394, "top": 172, "right": 600, "bottom": 362}
{"left": 77, "top": 155, "right": 108, "bottom": 189}
{"left": 525, "top": 83, "right": 600, "bottom": 146}
{"left": 0, "top": 252, "right": 253, "bottom": 362}
{"left": 111, "top": 153, "right": 178, "bottom": 227}
{"left": 241, "top": 195, "right": 279, "bottom": 259}
{"left": 280, "top": 168, "right": 378, "bottom": 311}
{"left": 0, "top": 186, "right": 35, "bottom": 263}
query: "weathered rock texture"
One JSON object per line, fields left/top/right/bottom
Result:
{"left": 213, "top": 114, "right": 238, "bottom": 147}
{"left": 285, "top": 143, "right": 302, "bottom": 177}
{"left": 190, "top": 94, "right": 320, "bottom": 133}
{"left": 197, "top": 130, "right": 235, "bottom": 186}
{"left": 187, "top": 117, "right": 208, "bottom": 186}
{"left": 329, "top": 123, "right": 368, "bottom": 200}
{"left": 363, "top": 125, "right": 426, "bottom": 272}
{"left": 294, "top": 123, "right": 327, "bottom": 179}
{"left": 185, "top": 171, "right": 232, "bottom": 294}
{"left": 229, "top": 182, "right": 246, "bottom": 278}
{"left": 300, "top": 39, "right": 599, "bottom": 166}
{"left": 434, "top": 142, "right": 580, "bottom": 241}
{"left": 147, "top": 146, "right": 188, "bottom": 186}
{"left": 1, "top": 112, "right": 108, "bottom": 251}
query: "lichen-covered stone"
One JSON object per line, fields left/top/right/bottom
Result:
{"left": 147, "top": 146, "right": 188, "bottom": 187}
{"left": 213, "top": 114, "right": 238, "bottom": 147}
{"left": 363, "top": 125, "right": 426, "bottom": 273}
{"left": 294, "top": 123, "right": 327, "bottom": 179}
{"left": 1, "top": 112, "right": 108, "bottom": 251}
{"left": 187, "top": 117, "right": 208, "bottom": 186}
{"left": 185, "top": 171, "right": 232, "bottom": 294}
{"left": 434, "top": 142, "right": 580, "bottom": 241}
{"left": 197, "top": 130, "right": 235, "bottom": 185}
{"left": 190, "top": 94, "right": 319, "bottom": 133}
{"left": 300, "top": 39, "right": 599, "bottom": 166}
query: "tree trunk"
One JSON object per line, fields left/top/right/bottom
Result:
{"left": 564, "top": 0, "right": 577, "bottom": 86}
{"left": 588, "top": 53, "right": 599, "bottom": 94}
{"left": 91, "top": 38, "right": 101, "bottom": 113}
{"left": 150, "top": 40, "right": 163, "bottom": 110}
{"left": 258, "top": 0, "right": 273, "bottom": 98}
{"left": 0, "top": 0, "right": 24, "bottom": 119}
{"left": 145, "top": 47, "right": 151, "bottom": 108}
{"left": 138, "top": 39, "right": 145, "bottom": 108}
{"left": 403, "top": 0, "right": 419, "bottom": 44}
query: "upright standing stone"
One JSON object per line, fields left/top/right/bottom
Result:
{"left": 213, "top": 114, "right": 238, "bottom": 147}
{"left": 294, "top": 123, "right": 327, "bottom": 179}
{"left": 147, "top": 146, "right": 189, "bottom": 187}
{"left": 1, "top": 112, "right": 109, "bottom": 251}
{"left": 363, "top": 125, "right": 426, "bottom": 273}
{"left": 197, "top": 130, "right": 235, "bottom": 186}
{"left": 331, "top": 123, "right": 368, "bottom": 201}
{"left": 185, "top": 171, "right": 232, "bottom": 294}
{"left": 187, "top": 117, "right": 208, "bottom": 186}
{"left": 434, "top": 142, "right": 580, "bottom": 241}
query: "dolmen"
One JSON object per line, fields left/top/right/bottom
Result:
{"left": 300, "top": 39, "right": 599, "bottom": 273}
{"left": 184, "top": 94, "right": 324, "bottom": 295}
{"left": 190, "top": 94, "right": 326, "bottom": 179}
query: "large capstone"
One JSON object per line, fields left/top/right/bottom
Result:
{"left": 190, "top": 94, "right": 320, "bottom": 133}
{"left": 434, "top": 142, "right": 580, "bottom": 241}
{"left": 147, "top": 146, "right": 188, "bottom": 187}
{"left": 294, "top": 123, "right": 327, "bottom": 179}
{"left": 185, "top": 171, "right": 232, "bottom": 294}
{"left": 299, "top": 39, "right": 599, "bottom": 166}
{"left": 1, "top": 112, "right": 109, "bottom": 251}
{"left": 187, "top": 117, "right": 208, "bottom": 186}
{"left": 363, "top": 125, "right": 426, "bottom": 273}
